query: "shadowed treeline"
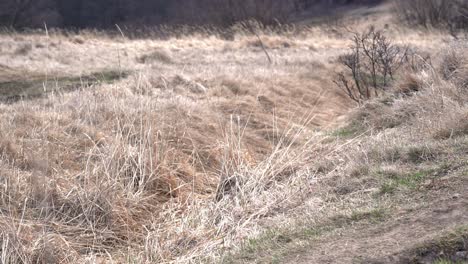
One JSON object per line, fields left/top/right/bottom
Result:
{"left": 0, "top": 0, "right": 381, "bottom": 29}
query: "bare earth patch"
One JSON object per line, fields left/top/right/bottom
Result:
{"left": 287, "top": 187, "right": 468, "bottom": 263}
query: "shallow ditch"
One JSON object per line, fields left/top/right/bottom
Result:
{"left": 0, "top": 70, "right": 129, "bottom": 103}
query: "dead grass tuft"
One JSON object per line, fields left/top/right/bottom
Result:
{"left": 0, "top": 224, "right": 29, "bottom": 264}
{"left": 350, "top": 101, "right": 405, "bottom": 131}
{"left": 14, "top": 43, "right": 33, "bottom": 55}
{"left": 221, "top": 79, "right": 250, "bottom": 96}
{"left": 243, "top": 36, "right": 295, "bottom": 49}
{"left": 405, "top": 146, "right": 438, "bottom": 163}
{"left": 30, "top": 233, "right": 78, "bottom": 264}
{"left": 137, "top": 49, "right": 173, "bottom": 64}
{"left": 433, "top": 111, "right": 468, "bottom": 139}
{"left": 395, "top": 73, "right": 424, "bottom": 95}
{"left": 71, "top": 36, "right": 85, "bottom": 44}
{"left": 440, "top": 42, "right": 468, "bottom": 90}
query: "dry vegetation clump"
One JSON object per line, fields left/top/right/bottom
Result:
{"left": 439, "top": 42, "right": 468, "bottom": 88}
{"left": 340, "top": 39, "right": 468, "bottom": 136}
{"left": 2, "top": 87, "right": 302, "bottom": 262}
{"left": 393, "top": 73, "right": 425, "bottom": 95}
{"left": 137, "top": 49, "right": 173, "bottom": 64}
{"left": 14, "top": 42, "right": 33, "bottom": 55}
{"left": 0, "top": 25, "right": 355, "bottom": 263}
{"left": 243, "top": 36, "right": 295, "bottom": 50}
{"left": 290, "top": 39, "right": 467, "bottom": 224}
{"left": 331, "top": 40, "right": 468, "bottom": 187}
{"left": 1, "top": 15, "right": 465, "bottom": 262}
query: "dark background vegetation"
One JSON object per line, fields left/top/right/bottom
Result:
{"left": 394, "top": 0, "right": 468, "bottom": 33}
{"left": 0, "top": 0, "right": 381, "bottom": 29}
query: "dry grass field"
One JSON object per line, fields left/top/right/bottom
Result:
{"left": 0, "top": 4, "right": 467, "bottom": 263}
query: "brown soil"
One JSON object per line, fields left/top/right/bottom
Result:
{"left": 286, "top": 176, "right": 468, "bottom": 264}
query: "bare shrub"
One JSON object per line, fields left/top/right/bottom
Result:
{"left": 334, "top": 27, "right": 408, "bottom": 104}
{"left": 349, "top": 39, "right": 468, "bottom": 139}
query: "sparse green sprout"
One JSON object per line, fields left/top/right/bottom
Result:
{"left": 379, "top": 170, "right": 430, "bottom": 194}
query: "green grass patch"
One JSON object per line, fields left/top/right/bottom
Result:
{"left": 331, "top": 127, "right": 357, "bottom": 138}
{"left": 434, "top": 259, "right": 464, "bottom": 264}
{"left": 329, "top": 115, "right": 374, "bottom": 139}
{"left": 405, "top": 146, "right": 438, "bottom": 163}
{"left": 330, "top": 122, "right": 364, "bottom": 138}
{"left": 350, "top": 208, "right": 388, "bottom": 223}
{"left": 0, "top": 70, "right": 129, "bottom": 102}
{"left": 224, "top": 207, "right": 389, "bottom": 263}
{"left": 378, "top": 170, "right": 430, "bottom": 195}
{"left": 331, "top": 207, "right": 389, "bottom": 226}
{"left": 223, "top": 226, "right": 328, "bottom": 264}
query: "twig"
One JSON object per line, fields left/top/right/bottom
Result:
{"left": 237, "top": 4, "right": 272, "bottom": 64}
{"left": 115, "top": 24, "right": 126, "bottom": 39}
{"left": 253, "top": 30, "right": 272, "bottom": 64}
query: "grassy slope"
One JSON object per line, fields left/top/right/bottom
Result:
{"left": 0, "top": 7, "right": 466, "bottom": 264}
{"left": 0, "top": 26, "right": 355, "bottom": 263}
{"left": 225, "top": 40, "right": 468, "bottom": 263}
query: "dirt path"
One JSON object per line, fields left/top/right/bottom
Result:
{"left": 286, "top": 181, "right": 468, "bottom": 263}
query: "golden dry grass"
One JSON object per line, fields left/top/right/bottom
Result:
{"left": 223, "top": 35, "right": 468, "bottom": 264}
{"left": 0, "top": 16, "right": 465, "bottom": 263}
{"left": 0, "top": 26, "right": 354, "bottom": 263}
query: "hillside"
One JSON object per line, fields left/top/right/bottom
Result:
{"left": 0, "top": 2, "right": 467, "bottom": 263}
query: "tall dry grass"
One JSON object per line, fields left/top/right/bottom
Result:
{"left": 0, "top": 25, "right": 351, "bottom": 263}
{"left": 0, "top": 84, "right": 322, "bottom": 262}
{"left": 0, "top": 18, "right": 463, "bottom": 263}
